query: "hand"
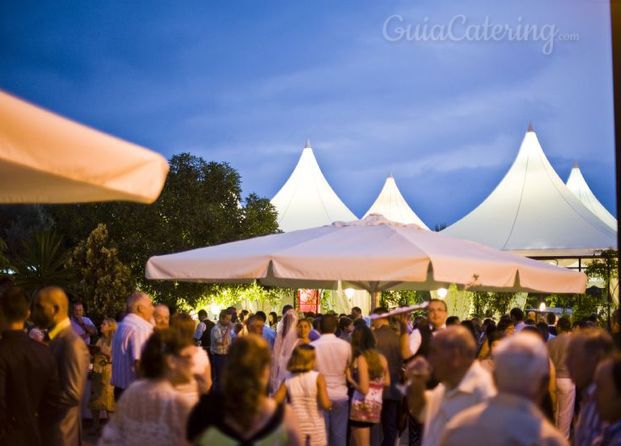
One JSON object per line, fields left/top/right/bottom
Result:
{"left": 405, "top": 357, "right": 431, "bottom": 384}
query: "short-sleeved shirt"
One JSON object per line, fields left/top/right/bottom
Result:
{"left": 311, "top": 334, "right": 351, "bottom": 401}
{"left": 111, "top": 313, "right": 154, "bottom": 389}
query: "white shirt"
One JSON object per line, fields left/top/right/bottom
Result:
{"left": 311, "top": 334, "right": 351, "bottom": 401}
{"left": 71, "top": 316, "right": 97, "bottom": 345}
{"left": 420, "top": 360, "right": 496, "bottom": 446}
{"left": 111, "top": 313, "right": 154, "bottom": 389}
{"left": 409, "top": 324, "right": 446, "bottom": 355}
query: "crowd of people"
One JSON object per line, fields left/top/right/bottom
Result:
{"left": 0, "top": 281, "right": 620, "bottom": 446}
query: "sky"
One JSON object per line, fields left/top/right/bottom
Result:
{"left": 0, "top": 0, "right": 616, "bottom": 228}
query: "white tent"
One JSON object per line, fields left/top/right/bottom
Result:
{"left": 442, "top": 126, "right": 617, "bottom": 257}
{"left": 271, "top": 140, "right": 357, "bottom": 232}
{"left": 0, "top": 91, "right": 169, "bottom": 204}
{"left": 566, "top": 163, "right": 617, "bottom": 231}
{"left": 364, "top": 175, "right": 429, "bottom": 229}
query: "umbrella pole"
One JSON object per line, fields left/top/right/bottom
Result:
{"left": 371, "top": 290, "right": 380, "bottom": 311}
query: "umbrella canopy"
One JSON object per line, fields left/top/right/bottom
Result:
{"left": 146, "top": 214, "right": 586, "bottom": 295}
{"left": 0, "top": 91, "right": 169, "bottom": 204}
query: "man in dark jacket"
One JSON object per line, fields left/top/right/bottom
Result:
{"left": 33, "top": 286, "right": 90, "bottom": 446}
{"left": 0, "top": 286, "right": 61, "bottom": 446}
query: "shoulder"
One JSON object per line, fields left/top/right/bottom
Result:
{"left": 445, "top": 400, "right": 488, "bottom": 430}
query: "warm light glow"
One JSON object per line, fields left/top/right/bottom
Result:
{"left": 437, "top": 288, "right": 448, "bottom": 299}
{"left": 539, "top": 302, "right": 546, "bottom": 312}
{"left": 210, "top": 303, "right": 220, "bottom": 316}
{"left": 344, "top": 288, "right": 356, "bottom": 299}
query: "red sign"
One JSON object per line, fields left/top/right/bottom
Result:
{"left": 297, "top": 289, "right": 320, "bottom": 314}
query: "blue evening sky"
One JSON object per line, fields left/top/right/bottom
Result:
{"left": 0, "top": 0, "right": 615, "bottom": 228}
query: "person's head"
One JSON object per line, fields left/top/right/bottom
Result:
{"left": 140, "top": 328, "right": 193, "bottom": 383}
{"left": 556, "top": 316, "right": 571, "bottom": 334}
{"left": 255, "top": 311, "right": 267, "bottom": 323}
{"left": 239, "top": 309, "right": 250, "bottom": 323}
{"left": 546, "top": 313, "right": 556, "bottom": 326}
{"left": 100, "top": 318, "right": 117, "bottom": 337}
{"left": 428, "top": 326, "right": 477, "bottom": 387}
{"left": 127, "top": 292, "right": 154, "bottom": 322}
{"left": 497, "top": 318, "right": 515, "bottom": 337}
{"left": 153, "top": 304, "right": 170, "bottom": 330}
{"left": 446, "top": 316, "right": 460, "bottom": 326}
{"left": 351, "top": 306, "right": 362, "bottom": 319}
{"left": 351, "top": 323, "right": 376, "bottom": 358}
{"left": 197, "top": 309, "right": 207, "bottom": 321}
{"left": 218, "top": 309, "right": 232, "bottom": 325}
{"left": 526, "top": 311, "right": 536, "bottom": 322}
{"left": 567, "top": 328, "right": 614, "bottom": 390}
{"left": 493, "top": 332, "right": 550, "bottom": 401}
{"left": 268, "top": 311, "right": 278, "bottom": 325}
{"left": 247, "top": 315, "right": 264, "bottom": 336}
{"left": 535, "top": 321, "right": 550, "bottom": 341}
{"left": 32, "top": 286, "right": 69, "bottom": 329}
{"left": 282, "top": 304, "right": 293, "bottom": 316}
{"left": 510, "top": 307, "right": 524, "bottom": 323}
{"left": 320, "top": 313, "right": 338, "bottom": 334}
{"left": 487, "top": 329, "right": 506, "bottom": 354}
{"left": 226, "top": 306, "right": 238, "bottom": 323}
{"left": 222, "top": 335, "right": 272, "bottom": 429}
{"left": 0, "top": 286, "right": 30, "bottom": 329}
{"left": 460, "top": 320, "right": 477, "bottom": 343}
{"left": 287, "top": 344, "right": 316, "bottom": 373}
{"left": 595, "top": 354, "right": 621, "bottom": 423}
{"left": 371, "top": 307, "right": 389, "bottom": 329}
{"left": 72, "top": 302, "right": 85, "bottom": 318}
{"left": 171, "top": 312, "right": 196, "bottom": 343}
{"left": 339, "top": 316, "right": 354, "bottom": 334}
{"left": 427, "top": 299, "right": 448, "bottom": 329}
{"left": 297, "top": 318, "right": 312, "bottom": 339}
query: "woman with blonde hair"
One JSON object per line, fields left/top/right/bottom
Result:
{"left": 274, "top": 344, "right": 331, "bottom": 445}
{"left": 89, "top": 317, "right": 117, "bottom": 434}
{"left": 187, "top": 335, "right": 302, "bottom": 445}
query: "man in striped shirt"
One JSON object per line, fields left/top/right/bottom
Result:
{"left": 111, "top": 292, "right": 154, "bottom": 400}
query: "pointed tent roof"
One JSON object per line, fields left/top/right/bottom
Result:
{"left": 566, "top": 164, "right": 617, "bottom": 231}
{"left": 363, "top": 175, "right": 430, "bottom": 229}
{"left": 443, "top": 127, "right": 617, "bottom": 256}
{"left": 271, "top": 141, "right": 357, "bottom": 232}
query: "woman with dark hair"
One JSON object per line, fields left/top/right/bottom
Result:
{"left": 187, "top": 335, "right": 302, "bottom": 445}
{"left": 98, "top": 329, "right": 195, "bottom": 446}
{"left": 337, "top": 316, "right": 354, "bottom": 342}
{"left": 269, "top": 311, "right": 279, "bottom": 328}
{"left": 346, "top": 324, "right": 389, "bottom": 446}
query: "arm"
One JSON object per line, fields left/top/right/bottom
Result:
{"left": 405, "top": 357, "right": 431, "bottom": 420}
{"left": 283, "top": 404, "right": 304, "bottom": 446}
{"left": 397, "top": 315, "right": 414, "bottom": 360}
{"left": 83, "top": 317, "right": 98, "bottom": 336}
{"left": 273, "top": 381, "right": 287, "bottom": 404}
{"left": 316, "top": 374, "right": 332, "bottom": 411}
{"left": 59, "top": 337, "right": 90, "bottom": 407}
{"left": 380, "top": 354, "right": 391, "bottom": 387}
{"left": 348, "top": 356, "right": 370, "bottom": 395}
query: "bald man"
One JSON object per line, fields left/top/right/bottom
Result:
{"left": 32, "top": 286, "right": 90, "bottom": 446}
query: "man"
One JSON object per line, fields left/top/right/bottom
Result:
{"left": 567, "top": 328, "right": 615, "bottom": 446}
{"left": 546, "top": 316, "right": 574, "bottom": 439}
{"left": 510, "top": 307, "right": 526, "bottom": 332}
{"left": 406, "top": 326, "right": 496, "bottom": 446}
{"left": 111, "top": 292, "right": 154, "bottom": 400}
{"left": 311, "top": 314, "right": 351, "bottom": 446}
{"left": 372, "top": 307, "right": 409, "bottom": 446}
{"left": 440, "top": 333, "right": 567, "bottom": 446}
{"left": 255, "top": 311, "right": 276, "bottom": 348}
{"left": 153, "top": 303, "right": 170, "bottom": 330}
{"left": 547, "top": 312, "right": 558, "bottom": 336}
{"left": 32, "top": 286, "right": 90, "bottom": 446}
{"left": 0, "top": 287, "right": 61, "bottom": 446}
{"left": 210, "top": 309, "right": 235, "bottom": 389}
{"left": 69, "top": 302, "right": 97, "bottom": 345}
{"left": 594, "top": 355, "right": 621, "bottom": 446}
{"left": 193, "top": 309, "right": 215, "bottom": 350}
{"left": 409, "top": 298, "right": 448, "bottom": 357}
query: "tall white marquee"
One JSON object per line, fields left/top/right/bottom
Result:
{"left": 566, "top": 163, "right": 617, "bottom": 231}
{"left": 443, "top": 126, "right": 617, "bottom": 257}
{"left": 271, "top": 140, "right": 357, "bottom": 232}
{"left": 364, "top": 175, "right": 429, "bottom": 229}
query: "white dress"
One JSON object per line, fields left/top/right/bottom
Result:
{"left": 285, "top": 371, "right": 327, "bottom": 446}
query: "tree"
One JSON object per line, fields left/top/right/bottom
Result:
{"left": 67, "top": 224, "right": 134, "bottom": 322}
{"left": 585, "top": 249, "right": 619, "bottom": 328}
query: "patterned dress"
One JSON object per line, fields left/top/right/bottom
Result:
{"left": 89, "top": 337, "right": 115, "bottom": 412}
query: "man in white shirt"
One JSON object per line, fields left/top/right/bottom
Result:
{"left": 70, "top": 302, "right": 97, "bottom": 345}
{"left": 409, "top": 299, "right": 448, "bottom": 357}
{"left": 311, "top": 314, "right": 352, "bottom": 446}
{"left": 440, "top": 332, "right": 567, "bottom": 446}
{"left": 111, "top": 292, "right": 154, "bottom": 400}
{"left": 406, "top": 325, "right": 496, "bottom": 446}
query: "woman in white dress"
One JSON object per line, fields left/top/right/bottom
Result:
{"left": 98, "top": 329, "right": 195, "bottom": 446}
{"left": 275, "top": 344, "right": 331, "bottom": 446}
{"left": 270, "top": 309, "right": 299, "bottom": 393}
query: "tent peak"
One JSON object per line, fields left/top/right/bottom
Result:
{"left": 527, "top": 121, "right": 535, "bottom": 133}
{"left": 304, "top": 138, "right": 312, "bottom": 149}
{"left": 572, "top": 161, "right": 580, "bottom": 169}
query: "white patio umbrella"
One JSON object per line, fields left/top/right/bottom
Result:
{"left": 146, "top": 215, "right": 586, "bottom": 308}
{"left": 0, "top": 91, "right": 169, "bottom": 204}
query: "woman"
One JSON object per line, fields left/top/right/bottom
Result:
{"left": 337, "top": 316, "right": 354, "bottom": 342}
{"left": 187, "top": 335, "right": 302, "bottom": 445}
{"left": 296, "top": 318, "right": 313, "bottom": 345}
{"left": 89, "top": 318, "right": 116, "bottom": 434}
{"left": 274, "top": 345, "right": 330, "bottom": 446}
{"left": 270, "top": 309, "right": 299, "bottom": 392}
{"left": 478, "top": 329, "right": 505, "bottom": 373}
{"left": 98, "top": 329, "right": 195, "bottom": 446}
{"left": 171, "top": 312, "right": 212, "bottom": 403}
{"left": 269, "top": 311, "right": 279, "bottom": 329}
{"left": 346, "top": 324, "right": 390, "bottom": 446}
